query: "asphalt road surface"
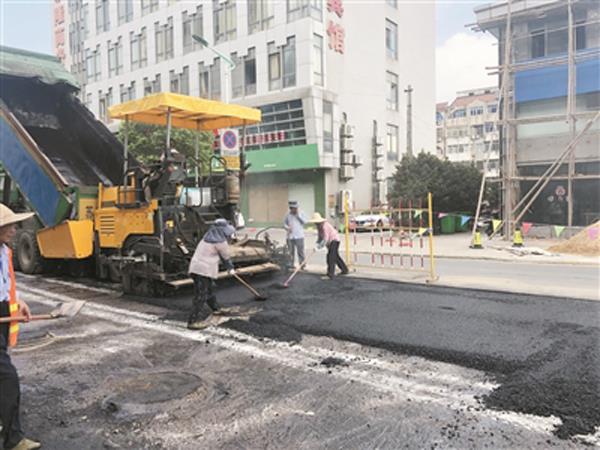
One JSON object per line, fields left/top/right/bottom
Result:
{"left": 12, "top": 272, "right": 600, "bottom": 449}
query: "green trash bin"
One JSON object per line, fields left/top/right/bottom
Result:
{"left": 440, "top": 215, "right": 456, "bottom": 234}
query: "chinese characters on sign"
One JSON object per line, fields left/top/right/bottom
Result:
{"left": 326, "top": 0, "right": 345, "bottom": 54}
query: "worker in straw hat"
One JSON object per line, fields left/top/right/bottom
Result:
{"left": 308, "top": 212, "right": 349, "bottom": 279}
{"left": 0, "top": 204, "right": 40, "bottom": 450}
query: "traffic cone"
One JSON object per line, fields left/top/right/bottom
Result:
{"left": 470, "top": 230, "right": 483, "bottom": 249}
{"left": 512, "top": 227, "right": 524, "bottom": 247}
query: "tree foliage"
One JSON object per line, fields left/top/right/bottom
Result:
{"left": 389, "top": 152, "right": 496, "bottom": 214}
{"left": 117, "top": 122, "right": 214, "bottom": 167}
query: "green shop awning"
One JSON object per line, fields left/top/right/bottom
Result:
{"left": 246, "top": 144, "right": 320, "bottom": 173}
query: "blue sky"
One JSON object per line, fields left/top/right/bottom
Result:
{"left": 0, "top": 1, "right": 53, "bottom": 53}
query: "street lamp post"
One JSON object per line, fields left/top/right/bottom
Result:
{"left": 192, "top": 35, "right": 236, "bottom": 104}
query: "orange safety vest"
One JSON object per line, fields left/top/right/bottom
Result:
{"left": 6, "top": 248, "right": 19, "bottom": 347}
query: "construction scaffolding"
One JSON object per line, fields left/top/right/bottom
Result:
{"left": 474, "top": 0, "right": 600, "bottom": 238}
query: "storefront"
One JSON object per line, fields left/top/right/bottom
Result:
{"left": 241, "top": 144, "right": 326, "bottom": 227}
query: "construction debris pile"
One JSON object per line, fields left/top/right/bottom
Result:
{"left": 548, "top": 222, "right": 600, "bottom": 257}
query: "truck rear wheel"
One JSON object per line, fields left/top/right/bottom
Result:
{"left": 17, "top": 231, "right": 44, "bottom": 274}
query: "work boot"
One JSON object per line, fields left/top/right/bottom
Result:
{"left": 10, "top": 438, "right": 41, "bottom": 450}
{"left": 206, "top": 296, "right": 222, "bottom": 314}
{"left": 187, "top": 305, "right": 212, "bottom": 330}
{"left": 340, "top": 270, "right": 349, "bottom": 276}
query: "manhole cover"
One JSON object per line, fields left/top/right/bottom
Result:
{"left": 106, "top": 372, "right": 203, "bottom": 405}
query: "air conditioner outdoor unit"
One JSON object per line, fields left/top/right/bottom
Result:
{"left": 374, "top": 145, "right": 385, "bottom": 157}
{"left": 341, "top": 123, "right": 355, "bottom": 137}
{"left": 341, "top": 137, "right": 354, "bottom": 152}
{"left": 342, "top": 152, "right": 354, "bottom": 165}
{"left": 375, "top": 156, "right": 385, "bottom": 169}
{"left": 352, "top": 154, "right": 363, "bottom": 167}
{"left": 375, "top": 170, "right": 385, "bottom": 181}
{"left": 341, "top": 166, "right": 355, "bottom": 179}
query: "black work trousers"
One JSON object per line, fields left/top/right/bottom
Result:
{"left": 0, "top": 302, "right": 23, "bottom": 450}
{"left": 327, "top": 240, "right": 349, "bottom": 278}
{"left": 190, "top": 274, "right": 216, "bottom": 322}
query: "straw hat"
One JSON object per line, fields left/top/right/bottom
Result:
{"left": 0, "top": 204, "right": 34, "bottom": 227}
{"left": 308, "top": 212, "right": 326, "bottom": 224}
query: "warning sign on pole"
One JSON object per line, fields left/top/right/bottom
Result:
{"left": 219, "top": 128, "right": 240, "bottom": 170}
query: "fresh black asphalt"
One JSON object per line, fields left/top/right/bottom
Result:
{"left": 125, "top": 272, "right": 600, "bottom": 439}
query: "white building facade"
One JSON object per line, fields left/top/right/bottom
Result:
{"left": 58, "top": 0, "right": 435, "bottom": 225}
{"left": 436, "top": 87, "right": 500, "bottom": 178}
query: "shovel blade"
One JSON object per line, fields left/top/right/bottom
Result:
{"left": 51, "top": 301, "right": 86, "bottom": 318}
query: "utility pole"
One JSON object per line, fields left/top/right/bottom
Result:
{"left": 405, "top": 85, "right": 413, "bottom": 156}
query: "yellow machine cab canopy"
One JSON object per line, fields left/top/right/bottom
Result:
{"left": 108, "top": 92, "right": 261, "bottom": 130}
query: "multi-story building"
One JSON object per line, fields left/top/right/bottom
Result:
{"left": 436, "top": 87, "right": 500, "bottom": 178}
{"left": 56, "top": 0, "right": 435, "bottom": 225}
{"left": 475, "top": 0, "right": 600, "bottom": 229}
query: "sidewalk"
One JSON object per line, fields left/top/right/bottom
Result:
{"left": 246, "top": 227, "right": 599, "bottom": 266}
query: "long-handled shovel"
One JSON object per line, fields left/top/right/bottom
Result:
{"left": 0, "top": 301, "right": 85, "bottom": 324}
{"left": 232, "top": 273, "right": 268, "bottom": 301}
{"left": 278, "top": 249, "right": 317, "bottom": 289}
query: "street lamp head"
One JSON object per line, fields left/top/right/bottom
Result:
{"left": 192, "top": 35, "right": 209, "bottom": 47}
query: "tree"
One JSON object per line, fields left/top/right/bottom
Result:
{"left": 117, "top": 122, "right": 214, "bottom": 170}
{"left": 389, "top": 152, "right": 493, "bottom": 214}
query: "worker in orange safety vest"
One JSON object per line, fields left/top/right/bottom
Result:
{"left": 0, "top": 204, "right": 40, "bottom": 450}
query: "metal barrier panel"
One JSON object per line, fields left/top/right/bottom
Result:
{"left": 343, "top": 193, "right": 437, "bottom": 282}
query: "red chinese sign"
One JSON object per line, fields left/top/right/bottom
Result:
{"left": 327, "top": 21, "right": 345, "bottom": 54}
{"left": 326, "top": 0, "right": 345, "bottom": 54}
{"left": 327, "top": 0, "right": 344, "bottom": 18}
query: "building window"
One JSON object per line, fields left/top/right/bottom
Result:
{"left": 120, "top": 81, "right": 136, "bottom": 102}
{"left": 210, "top": 58, "right": 221, "bottom": 100}
{"left": 386, "top": 0, "right": 397, "bottom": 7}
{"left": 117, "top": 0, "right": 133, "bottom": 25}
{"left": 85, "top": 45, "right": 101, "bottom": 82}
{"left": 141, "top": 0, "right": 159, "bottom": 16}
{"left": 472, "top": 125, "right": 483, "bottom": 138}
{"left": 155, "top": 17, "right": 174, "bottom": 62}
{"left": 287, "top": 0, "right": 322, "bottom": 23}
{"left": 575, "top": 21, "right": 586, "bottom": 50}
{"left": 313, "top": 34, "right": 324, "bottom": 86}
{"left": 268, "top": 41, "right": 281, "bottom": 91}
{"left": 231, "top": 49, "right": 256, "bottom": 98}
{"left": 231, "top": 53, "right": 243, "bottom": 98}
{"left": 484, "top": 122, "right": 495, "bottom": 133}
{"left": 386, "top": 124, "right": 399, "bottom": 160}
{"left": 95, "top": 0, "right": 109, "bottom": 34}
{"left": 531, "top": 29, "right": 545, "bottom": 58}
{"left": 213, "top": 0, "right": 236, "bottom": 44}
{"left": 470, "top": 106, "right": 483, "bottom": 116}
{"left": 170, "top": 67, "right": 191, "bottom": 95}
{"left": 107, "top": 38, "right": 123, "bottom": 77}
{"left": 244, "top": 48, "right": 257, "bottom": 96}
{"left": 488, "top": 104, "right": 497, "bottom": 114}
{"left": 452, "top": 109, "right": 466, "bottom": 118}
{"left": 248, "top": 0, "right": 274, "bottom": 34}
{"left": 243, "top": 99, "right": 306, "bottom": 150}
{"left": 323, "top": 100, "right": 333, "bottom": 153}
{"left": 386, "top": 71, "right": 398, "bottom": 111}
{"left": 267, "top": 38, "right": 296, "bottom": 91}
{"left": 198, "top": 63, "right": 209, "bottom": 98}
{"left": 143, "top": 74, "right": 161, "bottom": 96}
{"left": 130, "top": 28, "right": 147, "bottom": 70}
{"left": 182, "top": 6, "right": 203, "bottom": 54}
{"left": 386, "top": 19, "right": 398, "bottom": 59}
{"left": 282, "top": 37, "right": 296, "bottom": 88}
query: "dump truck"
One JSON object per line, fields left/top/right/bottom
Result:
{"left": 0, "top": 46, "right": 279, "bottom": 295}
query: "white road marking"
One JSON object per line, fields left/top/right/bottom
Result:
{"left": 18, "top": 284, "right": 563, "bottom": 436}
